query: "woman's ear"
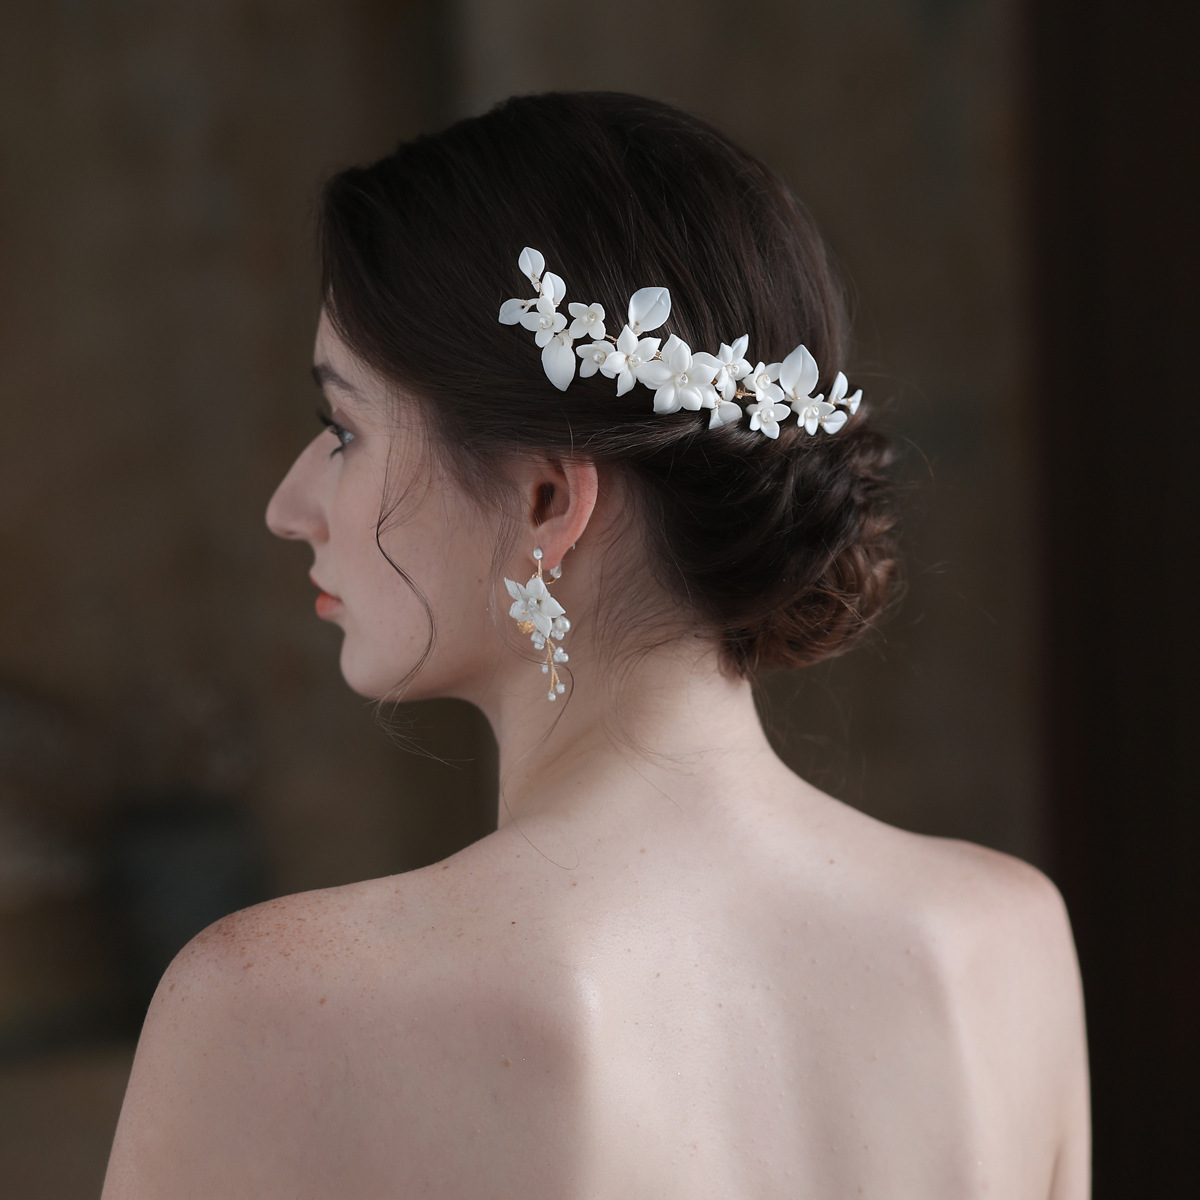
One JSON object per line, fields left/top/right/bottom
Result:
{"left": 519, "top": 457, "right": 598, "bottom": 572}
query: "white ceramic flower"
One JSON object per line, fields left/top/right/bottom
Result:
{"left": 693, "top": 336, "right": 752, "bottom": 402}
{"left": 505, "top": 574, "right": 566, "bottom": 638}
{"left": 637, "top": 334, "right": 719, "bottom": 413}
{"left": 568, "top": 302, "right": 606, "bottom": 341}
{"left": 829, "top": 370, "right": 862, "bottom": 414}
{"left": 520, "top": 291, "right": 567, "bottom": 347}
{"left": 746, "top": 400, "right": 792, "bottom": 439}
{"left": 743, "top": 360, "right": 784, "bottom": 405}
{"left": 778, "top": 344, "right": 821, "bottom": 409}
{"left": 500, "top": 248, "right": 565, "bottom": 326}
{"left": 627, "top": 286, "right": 672, "bottom": 335}
{"left": 600, "top": 324, "right": 662, "bottom": 396}
{"left": 575, "top": 340, "right": 613, "bottom": 378}
{"left": 796, "top": 398, "right": 847, "bottom": 435}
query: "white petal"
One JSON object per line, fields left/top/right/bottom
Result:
{"left": 532, "top": 611, "right": 553, "bottom": 637}
{"left": 653, "top": 385, "right": 682, "bottom": 414}
{"left": 568, "top": 302, "right": 588, "bottom": 319}
{"left": 542, "top": 594, "right": 566, "bottom": 619}
{"left": 803, "top": 410, "right": 819, "bottom": 435}
{"left": 542, "top": 336, "right": 576, "bottom": 391}
{"left": 730, "top": 334, "right": 749, "bottom": 361}
{"left": 599, "top": 351, "right": 627, "bottom": 379}
{"left": 519, "top": 309, "right": 544, "bottom": 332}
{"left": 499, "top": 298, "right": 528, "bottom": 325}
{"left": 635, "top": 336, "right": 661, "bottom": 360}
{"left": 616, "top": 325, "right": 637, "bottom": 355}
{"left": 678, "top": 385, "right": 706, "bottom": 411}
{"left": 627, "top": 286, "right": 672, "bottom": 333}
{"left": 504, "top": 577, "right": 524, "bottom": 601}
{"left": 542, "top": 271, "right": 567, "bottom": 307}
{"left": 661, "top": 333, "right": 690, "bottom": 371}
{"left": 691, "top": 351, "right": 722, "bottom": 376}
{"left": 779, "top": 344, "right": 819, "bottom": 399}
{"left": 615, "top": 367, "right": 635, "bottom": 396}
{"left": 821, "top": 408, "right": 848, "bottom": 433}
{"left": 828, "top": 371, "right": 848, "bottom": 404}
{"left": 847, "top": 389, "right": 862, "bottom": 414}
{"left": 718, "top": 374, "right": 736, "bottom": 402}
{"left": 760, "top": 420, "right": 781, "bottom": 439}
{"left": 637, "top": 359, "right": 675, "bottom": 388}
{"left": 715, "top": 400, "right": 742, "bottom": 427}
{"left": 697, "top": 383, "right": 719, "bottom": 409}
{"left": 518, "top": 247, "right": 545, "bottom": 287}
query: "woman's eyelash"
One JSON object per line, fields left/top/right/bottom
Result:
{"left": 316, "top": 408, "right": 355, "bottom": 455}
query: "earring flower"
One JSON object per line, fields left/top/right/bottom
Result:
{"left": 504, "top": 547, "right": 572, "bottom": 700}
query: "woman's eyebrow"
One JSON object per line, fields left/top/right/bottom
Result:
{"left": 312, "top": 361, "right": 362, "bottom": 398}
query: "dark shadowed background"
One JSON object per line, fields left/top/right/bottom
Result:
{"left": 0, "top": 1, "right": 1195, "bottom": 1196}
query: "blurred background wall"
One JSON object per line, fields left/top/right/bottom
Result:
{"left": 0, "top": 1, "right": 1194, "bottom": 1196}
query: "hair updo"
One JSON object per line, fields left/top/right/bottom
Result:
{"left": 319, "top": 91, "right": 895, "bottom": 677}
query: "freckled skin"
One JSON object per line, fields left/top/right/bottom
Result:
{"left": 101, "top": 317, "right": 1089, "bottom": 1200}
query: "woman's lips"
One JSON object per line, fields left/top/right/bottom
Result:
{"left": 315, "top": 591, "right": 343, "bottom": 619}
{"left": 310, "top": 576, "right": 343, "bottom": 619}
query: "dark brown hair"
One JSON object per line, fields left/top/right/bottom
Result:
{"left": 319, "top": 91, "right": 895, "bottom": 676}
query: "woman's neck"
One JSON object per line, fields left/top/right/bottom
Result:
{"left": 475, "top": 638, "right": 785, "bottom": 831}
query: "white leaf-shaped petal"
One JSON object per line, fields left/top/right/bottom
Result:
{"left": 519, "top": 308, "right": 544, "bottom": 332}
{"left": 697, "top": 383, "right": 720, "bottom": 409}
{"left": 653, "top": 386, "right": 682, "bottom": 414}
{"left": 627, "top": 286, "right": 672, "bottom": 333}
{"left": 713, "top": 400, "right": 742, "bottom": 428}
{"left": 541, "top": 336, "right": 576, "bottom": 391}
{"left": 542, "top": 271, "right": 566, "bottom": 307}
{"left": 846, "top": 389, "right": 862, "bottom": 414}
{"left": 499, "top": 298, "right": 529, "bottom": 325}
{"left": 730, "top": 334, "right": 749, "bottom": 360}
{"left": 822, "top": 408, "right": 848, "bottom": 434}
{"left": 519, "top": 248, "right": 545, "bottom": 287}
{"left": 637, "top": 360, "right": 675, "bottom": 388}
{"left": 504, "top": 577, "right": 523, "bottom": 601}
{"left": 691, "top": 351, "right": 722, "bottom": 374}
{"left": 780, "top": 344, "right": 819, "bottom": 400}
{"left": 615, "top": 325, "right": 637, "bottom": 355}
{"left": 828, "top": 371, "right": 848, "bottom": 404}
{"left": 761, "top": 420, "right": 781, "bottom": 439}
{"left": 660, "top": 334, "right": 689, "bottom": 371}
{"left": 677, "top": 385, "right": 705, "bottom": 411}
{"left": 615, "top": 368, "right": 636, "bottom": 396}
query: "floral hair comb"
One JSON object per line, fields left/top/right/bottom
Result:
{"left": 498, "top": 247, "right": 861, "bottom": 438}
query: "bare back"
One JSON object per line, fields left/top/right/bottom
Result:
{"left": 103, "top": 772, "right": 1088, "bottom": 1199}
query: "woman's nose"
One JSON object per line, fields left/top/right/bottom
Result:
{"left": 266, "top": 436, "right": 328, "bottom": 544}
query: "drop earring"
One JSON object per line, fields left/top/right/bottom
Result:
{"left": 504, "top": 547, "right": 571, "bottom": 701}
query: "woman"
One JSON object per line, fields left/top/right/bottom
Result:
{"left": 103, "top": 93, "right": 1089, "bottom": 1198}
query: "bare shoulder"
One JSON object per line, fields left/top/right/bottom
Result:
{"left": 102, "top": 883, "right": 389, "bottom": 1199}
{"left": 852, "top": 822, "right": 1090, "bottom": 1198}
{"left": 103, "top": 856, "right": 582, "bottom": 1199}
